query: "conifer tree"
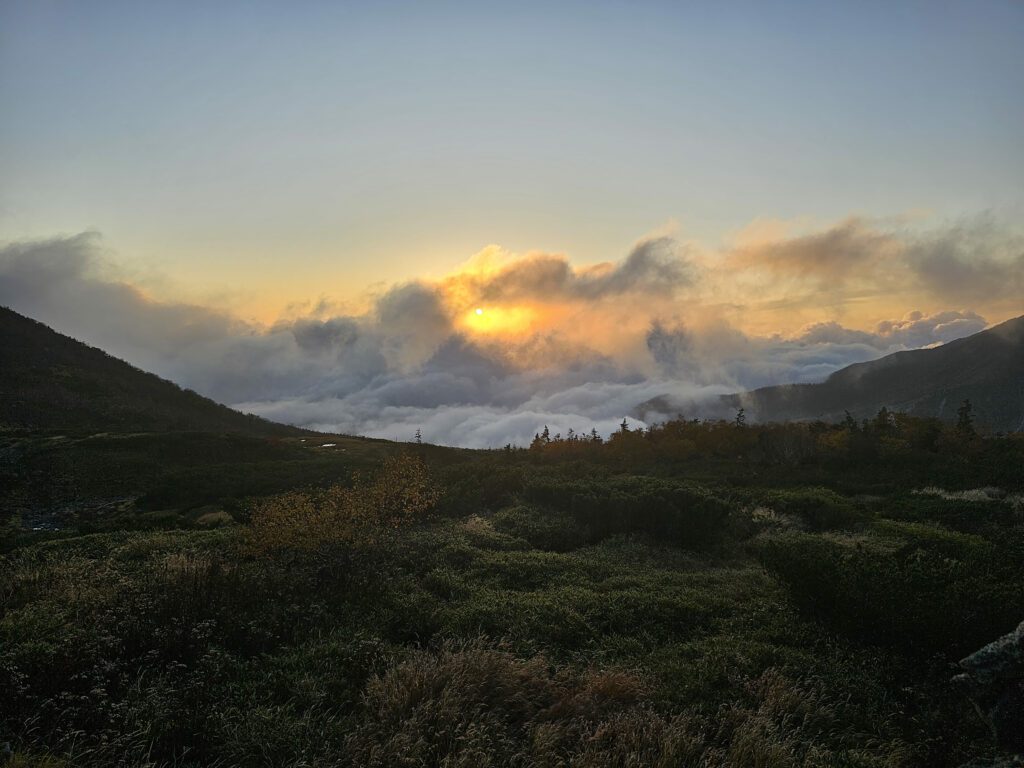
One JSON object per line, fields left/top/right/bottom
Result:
{"left": 956, "top": 399, "right": 976, "bottom": 436}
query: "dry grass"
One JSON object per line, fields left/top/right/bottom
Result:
{"left": 344, "top": 640, "right": 888, "bottom": 768}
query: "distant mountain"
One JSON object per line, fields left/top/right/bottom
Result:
{"left": 0, "top": 306, "right": 300, "bottom": 436}
{"left": 724, "top": 314, "right": 1024, "bottom": 432}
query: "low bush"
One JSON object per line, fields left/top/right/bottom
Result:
{"left": 882, "top": 493, "right": 1018, "bottom": 533}
{"left": 521, "top": 476, "right": 733, "bottom": 550}
{"left": 491, "top": 504, "right": 586, "bottom": 551}
{"left": 760, "top": 487, "right": 866, "bottom": 531}
{"left": 759, "top": 530, "right": 1024, "bottom": 655}
{"left": 434, "top": 462, "right": 525, "bottom": 517}
{"left": 248, "top": 454, "right": 440, "bottom": 555}
{"left": 3, "top": 453, "right": 1012, "bottom": 766}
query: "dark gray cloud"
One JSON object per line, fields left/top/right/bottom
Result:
{"left": 283, "top": 317, "right": 360, "bottom": 353}
{"left": 730, "top": 218, "right": 898, "bottom": 284}
{"left": 476, "top": 236, "right": 694, "bottom": 303}
{"left": 907, "top": 219, "right": 1024, "bottom": 302}
{"left": 576, "top": 237, "right": 693, "bottom": 298}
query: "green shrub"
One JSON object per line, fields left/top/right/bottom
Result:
{"left": 759, "top": 531, "right": 1024, "bottom": 655}
{"left": 761, "top": 488, "right": 866, "bottom": 531}
{"left": 881, "top": 494, "right": 1018, "bottom": 533}
{"left": 2, "top": 459, "right": 1012, "bottom": 765}
{"left": 491, "top": 504, "right": 586, "bottom": 551}
{"left": 434, "top": 463, "right": 525, "bottom": 517}
{"left": 521, "top": 476, "right": 733, "bottom": 550}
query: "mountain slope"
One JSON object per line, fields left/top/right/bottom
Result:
{"left": 0, "top": 306, "right": 299, "bottom": 435}
{"left": 725, "top": 314, "right": 1024, "bottom": 432}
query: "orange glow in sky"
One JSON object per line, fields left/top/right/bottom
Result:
{"left": 460, "top": 304, "right": 539, "bottom": 337}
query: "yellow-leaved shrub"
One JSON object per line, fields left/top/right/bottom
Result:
{"left": 248, "top": 454, "right": 440, "bottom": 555}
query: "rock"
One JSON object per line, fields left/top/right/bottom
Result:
{"left": 955, "top": 619, "right": 1024, "bottom": 754}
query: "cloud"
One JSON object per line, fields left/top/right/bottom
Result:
{"left": 460, "top": 236, "right": 695, "bottom": 305}
{"left": 728, "top": 217, "right": 901, "bottom": 285}
{"left": 0, "top": 220, "right": 1016, "bottom": 447}
{"left": 283, "top": 316, "right": 360, "bottom": 353}
{"left": 870, "top": 310, "right": 989, "bottom": 348}
{"left": 906, "top": 218, "right": 1024, "bottom": 302}
{"left": 0, "top": 231, "right": 244, "bottom": 360}
{"left": 642, "top": 309, "right": 986, "bottom": 395}
{"left": 725, "top": 214, "right": 1024, "bottom": 305}
{"left": 799, "top": 310, "right": 988, "bottom": 349}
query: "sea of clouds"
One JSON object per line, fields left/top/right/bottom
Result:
{"left": 2, "top": 215, "right": 1018, "bottom": 447}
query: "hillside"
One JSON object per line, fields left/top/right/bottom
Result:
{"left": 4, "top": 415, "right": 1024, "bottom": 766}
{"left": 0, "top": 306, "right": 299, "bottom": 436}
{"left": 725, "top": 314, "right": 1024, "bottom": 432}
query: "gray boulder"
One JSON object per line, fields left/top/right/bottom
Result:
{"left": 954, "top": 619, "right": 1024, "bottom": 754}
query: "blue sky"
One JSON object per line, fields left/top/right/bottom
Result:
{"left": 1, "top": 0, "right": 1023, "bottom": 316}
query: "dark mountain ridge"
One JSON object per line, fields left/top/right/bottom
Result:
{"left": 0, "top": 306, "right": 299, "bottom": 436}
{"left": 724, "top": 314, "right": 1024, "bottom": 432}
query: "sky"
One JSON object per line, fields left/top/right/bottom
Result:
{"left": 1, "top": 1, "right": 1023, "bottom": 445}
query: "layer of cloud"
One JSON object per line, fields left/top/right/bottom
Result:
{"left": 721, "top": 215, "right": 1023, "bottom": 325}
{"left": 906, "top": 217, "right": 1024, "bottom": 302}
{"left": 1, "top": 215, "right": 1019, "bottom": 446}
{"left": 728, "top": 217, "right": 902, "bottom": 286}
{"left": 465, "top": 237, "right": 695, "bottom": 304}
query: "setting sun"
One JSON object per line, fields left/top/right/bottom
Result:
{"left": 459, "top": 304, "right": 539, "bottom": 336}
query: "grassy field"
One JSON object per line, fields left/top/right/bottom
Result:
{"left": 2, "top": 418, "right": 1023, "bottom": 766}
